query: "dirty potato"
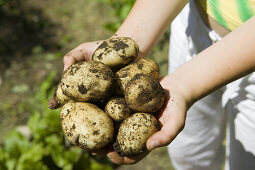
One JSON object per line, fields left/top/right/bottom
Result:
{"left": 125, "top": 74, "right": 165, "bottom": 113}
{"left": 61, "top": 61, "right": 115, "bottom": 102}
{"left": 92, "top": 37, "right": 139, "bottom": 69}
{"left": 60, "top": 102, "right": 114, "bottom": 151}
{"left": 115, "top": 59, "right": 159, "bottom": 94}
{"left": 54, "top": 83, "right": 72, "bottom": 106}
{"left": 105, "top": 97, "right": 132, "bottom": 122}
{"left": 113, "top": 113, "right": 159, "bottom": 156}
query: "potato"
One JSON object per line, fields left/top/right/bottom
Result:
{"left": 113, "top": 113, "right": 159, "bottom": 156}
{"left": 115, "top": 59, "right": 159, "bottom": 94}
{"left": 61, "top": 61, "right": 115, "bottom": 102}
{"left": 92, "top": 37, "right": 139, "bottom": 69}
{"left": 60, "top": 102, "right": 114, "bottom": 151}
{"left": 124, "top": 74, "right": 165, "bottom": 113}
{"left": 54, "top": 83, "right": 72, "bottom": 106}
{"left": 105, "top": 97, "right": 132, "bottom": 122}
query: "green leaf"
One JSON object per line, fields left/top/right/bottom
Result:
{"left": 36, "top": 71, "right": 57, "bottom": 104}
{"left": 120, "top": 4, "right": 132, "bottom": 19}
{"left": 90, "top": 159, "right": 113, "bottom": 170}
{"left": 28, "top": 110, "right": 61, "bottom": 142}
{"left": 28, "top": 112, "right": 47, "bottom": 141}
{"left": 4, "top": 131, "right": 30, "bottom": 159}
{"left": 64, "top": 147, "right": 82, "bottom": 164}
{"left": 17, "top": 143, "right": 48, "bottom": 170}
{"left": 45, "top": 134, "right": 62, "bottom": 146}
{"left": 103, "top": 22, "right": 121, "bottom": 32}
{"left": 51, "top": 145, "right": 82, "bottom": 169}
{"left": 44, "top": 109, "right": 62, "bottom": 132}
{"left": 6, "top": 159, "right": 16, "bottom": 170}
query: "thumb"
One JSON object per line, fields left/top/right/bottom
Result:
{"left": 146, "top": 117, "right": 185, "bottom": 151}
{"left": 146, "top": 127, "right": 176, "bottom": 151}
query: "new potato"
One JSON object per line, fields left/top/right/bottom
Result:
{"left": 60, "top": 102, "right": 114, "bottom": 150}
{"left": 54, "top": 83, "right": 72, "bottom": 106}
{"left": 125, "top": 74, "right": 165, "bottom": 113}
{"left": 113, "top": 113, "right": 159, "bottom": 156}
{"left": 105, "top": 97, "right": 132, "bottom": 122}
{"left": 61, "top": 61, "right": 115, "bottom": 102}
{"left": 92, "top": 37, "right": 139, "bottom": 69}
{"left": 115, "top": 59, "right": 160, "bottom": 94}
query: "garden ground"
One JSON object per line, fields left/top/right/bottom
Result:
{"left": 0, "top": 0, "right": 173, "bottom": 169}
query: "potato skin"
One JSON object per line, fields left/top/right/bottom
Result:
{"left": 60, "top": 102, "right": 114, "bottom": 151}
{"left": 115, "top": 59, "right": 159, "bottom": 94}
{"left": 92, "top": 37, "right": 139, "bottom": 69}
{"left": 113, "top": 113, "right": 159, "bottom": 156}
{"left": 54, "top": 83, "right": 72, "bottom": 106}
{"left": 124, "top": 74, "right": 165, "bottom": 113}
{"left": 61, "top": 61, "right": 115, "bottom": 102}
{"left": 105, "top": 97, "right": 132, "bottom": 122}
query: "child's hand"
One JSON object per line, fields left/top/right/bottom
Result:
{"left": 62, "top": 41, "right": 103, "bottom": 71}
{"left": 146, "top": 76, "right": 189, "bottom": 151}
{"left": 48, "top": 40, "right": 103, "bottom": 110}
{"left": 104, "top": 76, "right": 190, "bottom": 165}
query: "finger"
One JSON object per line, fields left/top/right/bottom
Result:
{"left": 63, "top": 41, "right": 102, "bottom": 71}
{"left": 146, "top": 114, "right": 185, "bottom": 151}
{"left": 107, "top": 150, "right": 150, "bottom": 165}
{"left": 63, "top": 44, "right": 89, "bottom": 71}
{"left": 107, "top": 151, "right": 125, "bottom": 164}
{"left": 63, "top": 52, "right": 78, "bottom": 71}
{"left": 123, "top": 150, "right": 150, "bottom": 164}
{"left": 48, "top": 98, "right": 61, "bottom": 110}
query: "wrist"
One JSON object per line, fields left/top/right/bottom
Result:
{"left": 160, "top": 74, "right": 196, "bottom": 109}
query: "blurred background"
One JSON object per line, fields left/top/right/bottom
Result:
{"left": 0, "top": 0, "right": 173, "bottom": 169}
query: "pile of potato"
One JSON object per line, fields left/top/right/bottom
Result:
{"left": 54, "top": 37, "right": 165, "bottom": 156}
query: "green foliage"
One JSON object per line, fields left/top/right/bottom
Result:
{"left": 99, "top": 0, "right": 135, "bottom": 32}
{"left": 0, "top": 72, "right": 113, "bottom": 170}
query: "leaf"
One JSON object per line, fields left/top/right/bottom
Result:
{"left": 120, "top": 4, "right": 132, "bottom": 19}
{"left": 28, "top": 112, "right": 48, "bottom": 141}
{"left": 64, "top": 147, "right": 82, "bottom": 164}
{"left": 51, "top": 145, "right": 82, "bottom": 169}
{"left": 103, "top": 22, "right": 121, "bottom": 32}
{"left": 16, "top": 143, "right": 49, "bottom": 170}
{"left": 28, "top": 110, "right": 61, "bottom": 142}
{"left": 5, "top": 159, "right": 16, "bottom": 170}
{"left": 90, "top": 159, "right": 113, "bottom": 170}
{"left": 4, "top": 131, "right": 30, "bottom": 159}
{"left": 36, "top": 71, "right": 57, "bottom": 104}
{"left": 44, "top": 109, "right": 62, "bottom": 133}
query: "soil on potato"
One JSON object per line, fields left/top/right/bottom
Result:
{"left": 0, "top": 0, "right": 170, "bottom": 169}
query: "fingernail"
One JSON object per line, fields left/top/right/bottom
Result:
{"left": 63, "top": 66, "right": 67, "bottom": 71}
{"left": 148, "top": 141, "right": 158, "bottom": 151}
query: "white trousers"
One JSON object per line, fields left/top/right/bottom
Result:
{"left": 167, "top": 1, "right": 255, "bottom": 170}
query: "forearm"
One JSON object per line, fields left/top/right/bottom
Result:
{"left": 168, "top": 16, "right": 255, "bottom": 105}
{"left": 114, "top": 0, "right": 189, "bottom": 58}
